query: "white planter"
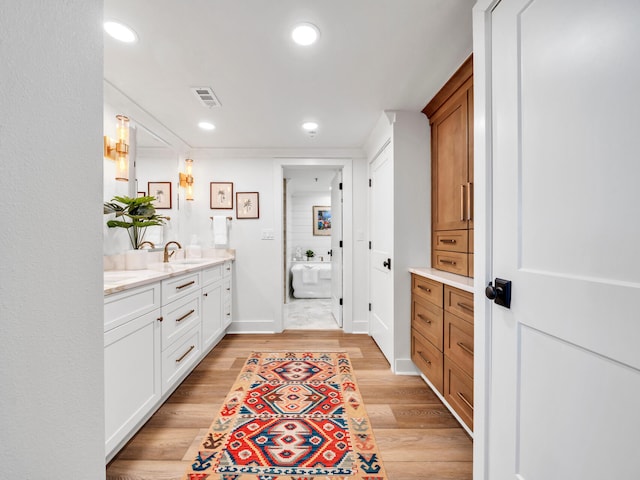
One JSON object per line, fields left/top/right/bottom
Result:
{"left": 124, "top": 249, "right": 148, "bottom": 270}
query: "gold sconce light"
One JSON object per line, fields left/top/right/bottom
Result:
{"left": 179, "top": 158, "right": 194, "bottom": 201}
{"left": 104, "top": 114, "right": 130, "bottom": 182}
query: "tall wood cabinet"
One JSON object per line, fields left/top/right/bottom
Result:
{"left": 424, "top": 56, "right": 474, "bottom": 277}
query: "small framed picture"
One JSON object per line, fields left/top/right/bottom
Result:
{"left": 313, "top": 206, "right": 331, "bottom": 236}
{"left": 148, "top": 181, "right": 172, "bottom": 209}
{"left": 236, "top": 192, "right": 259, "bottom": 219}
{"left": 210, "top": 182, "right": 234, "bottom": 209}
{"left": 137, "top": 191, "right": 146, "bottom": 198}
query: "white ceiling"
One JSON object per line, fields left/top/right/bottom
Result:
{"left": 104, "top": 0, "right": 473, "bottom": 150}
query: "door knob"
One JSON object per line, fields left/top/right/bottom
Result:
{"left": 383, "top": 258, "right": 391, "bottom": 270}
{"left": 485, "top": 278, "right": 512, "bottom": 308}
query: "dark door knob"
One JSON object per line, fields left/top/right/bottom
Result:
{"left": 383, "top": 258, "right": 391, "bottom": 270}
{"left": 485, "top": 278, "right": 512, "bottom": 308}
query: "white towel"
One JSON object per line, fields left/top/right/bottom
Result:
{"left": 213, "top": 216, "right": 228, "bottom": 245}
{"left": 318, "top": 266, "right": 332, "bottom": 280}
{"left": 302, "top": 266, "right": 319, "bottom": 284}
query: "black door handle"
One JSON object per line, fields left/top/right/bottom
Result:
{"left": 485, "top": 278, "right": 512, "bottom": 308}
{"left": 383, "top": 258, "right": 391, "bottom": 270}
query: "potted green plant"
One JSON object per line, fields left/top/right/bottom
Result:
{"left": 104, "top": 195, "right": 167, "bottom": 250}
{"left": 305, "top": 249, "right": 315, "bottom": 261}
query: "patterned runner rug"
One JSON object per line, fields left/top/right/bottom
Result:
{"left": 182, "top": 351, "right": 387, "bottom": 480}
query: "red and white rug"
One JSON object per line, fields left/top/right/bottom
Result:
{"left": 182, "top": 351, "right": 387, "bottom": 480}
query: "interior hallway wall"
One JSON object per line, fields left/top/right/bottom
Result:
{"left": 0, "top": 2, "right": 105, "bottom": 477}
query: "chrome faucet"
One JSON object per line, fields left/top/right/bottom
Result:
{"left": 163, "top": 241, "right": 182, "bottom": 263}
{"left": 137, "top": 241, "right": 155, "bottom": 249}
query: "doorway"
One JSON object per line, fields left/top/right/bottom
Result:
{"left": 282, "top": 166, "right": 342, "bottom": 330}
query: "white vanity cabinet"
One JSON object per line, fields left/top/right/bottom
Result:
{"left": 202, "top": 263, "right": 223, "bottom": 349}
{"left": 104, "top": 282, "right": 162, "bottom": 459}
{"left": 104, "top": 257, "right": 234, "bottom": 462}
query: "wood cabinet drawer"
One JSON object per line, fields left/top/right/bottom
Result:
{"left": 412, "top": 329, "right": 444, "bottom": 394}
{"left": 412, "top": 296, "right": 444, "bottom": 351}
{"left": 468, "top": 253, "right": 474, "bottom": 278}
{"left": 223, "top": 261, "right": 232, "bottom": 277}
{"left": 444, "top": 286, "right": 474, "bottom": 324}
{"left": 468, "top": 229, "right": 474, "bottom": 255}
{"left": 161, "top": 271, "right": 201, "bottom": 305}
{"left": 161, "top": 324, "right": 201, "bottom": 395}
{"left": 433, "top": 250, "right": 468, "bottom": 276}
{"left": 161, "top": 290, "right": 200, "bottom": 349}
{"left": 444, "top": 311, "right": 474, "bottom": 377}
{"left": 412, "top": 274, "right": 443, "bottom": 307}
{"left": 444, "top": 357, "right": 474, "bottom": 430}
{"left": 434, "top": 230, "right": 468, "bottom": 253}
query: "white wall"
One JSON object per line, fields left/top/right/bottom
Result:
{"left": 0, "top": 2, "right": 104, "bottom": 477}
{"left": 289, "top": 190, "right": 332, "bottom": 261}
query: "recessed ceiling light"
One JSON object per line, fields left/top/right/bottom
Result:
{"left": 291, "top": 23, "right": 320, "bottom": 46}
{"left": 104, "top": 21, "right": 137, "bottom": 43}
{"left": 198, "top": 121, "right": 216, "bottom": 131}
{"left": 302, "top": 122, "right": 319, "bottom": 131}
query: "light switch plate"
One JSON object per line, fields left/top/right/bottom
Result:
{"left": 261, "top": 229, "right": 274, "bottom": 240}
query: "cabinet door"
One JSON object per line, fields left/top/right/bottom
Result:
{"left": 431, "top": 84, "right": 471, "bottom": 231}
{"left": 104, "top": 308, "right": 161, "bottom": 457}
{"left": 202, "top": 280, "right": 222, "bottom": 349}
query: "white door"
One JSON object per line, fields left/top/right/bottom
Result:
{"left": 330, "top": 170, "right": 343, "bottom": 327}
{"left": 369, "top": 142, "right": 394, "bottom": 364}
{"left": 487, "top": 1, "right": 640, "bottom": 478}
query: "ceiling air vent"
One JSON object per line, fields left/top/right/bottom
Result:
{"left": 191, "top": 86, "right": 221, "bottom": 108}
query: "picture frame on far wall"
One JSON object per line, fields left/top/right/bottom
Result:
{"left": 210, "top": 182, "right": 234, "bottom": 209}
{"left": 313, "top": 206, "right": 331, "bottom": 236}
{"left": 236, "top": 192, "right": 259, "bottom": 219}
{"left": 137, "top": 191, "right": 146, "bottom": 198}
{"left": 147, "top": 182, "right": 172, "bottom": 209}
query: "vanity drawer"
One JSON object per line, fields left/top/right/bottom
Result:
{"left": 412, "top": 329, "right": 444, "bottom": 394}
{"left": 433, "top": 250, "right": 468, "bottom": 277}
{"left": 434, "top": 230, "right": 468, "bottom": 253}
{"left": 223, "top": 260, "right": 232, "bottom": 277}
{"left": 412, "top": 296, "right": 443, "bottom": 351}
{"left": 444, "top": 286, "right": 474, "bottom": 324}
{"left": 412, "top": 274, "right": 443, "bottom": 307}
{"left": 161, "top": 290, "right": 201, "bottom": 349}
{"left": 202, "top": 264, "right": 223, "bottom": 286}
{"left": 223, "top": 300, "right": 232, "bottom": 328}
{"left": 161, "top": 324, "right": 201, "bottom": 395}
{"left": 444, "top": 357, "right": 474, "bottom": 430}
{"left": 161, "top": 271, "right": 201, "bottom": 305}
{"left": 444, "top": 311, "right": 474, "bottom": 377}
{"left": 104, "top": 282, "right": 161, "bottom": 332}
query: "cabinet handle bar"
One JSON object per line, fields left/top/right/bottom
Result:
{"left": 176, "top": 280, "right": 195, "bottom": 290}
{"left": 457, "top": 302, "right": 474, "bottom": 313}
{"left": 417, "top": 285, "right": 431, "bottom": 292}
{"left": 457, "top": 391, "right": 474, "bottom": 410}
{"left": 176, "top": 345, "right": 195, "bottom": 363}
{"left": 417, "top": 314, "right": 432, "bottom": 324}
{"left": 417, "top": 351, "right": 432, "bottom": 365}
{"left": 456, "top": 341, "right": 474, "bottom": 356}
{"left": 176, "top": 309, "right": 195, "bottom": 323}
{"left": 440, "top": 259, "right": 457, "bottom": 265}
{"left": 440, "top": 239, "right": 457, "bottom": 244}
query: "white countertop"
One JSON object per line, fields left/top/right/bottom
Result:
{"left": 104, "top": 253, "right": 234, "bottom": 295}
{"left": 409, "top": 267, "right": 474, "bottom": 293}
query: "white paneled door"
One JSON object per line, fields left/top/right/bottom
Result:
{"left": 330, "top": 170, "right": 343, "bottom": 327}
{"left": 369, "top": 142, "right": 394, "bottom": 365}
{"left": 486, "top": 0, "right": 640, "bottom": 478}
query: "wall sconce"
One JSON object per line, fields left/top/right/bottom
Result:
{"left": 179, "top": 158, "right": 194, "bottom": 201}
{"left": 104, "top": 114, "right": 130, "bottom": 182}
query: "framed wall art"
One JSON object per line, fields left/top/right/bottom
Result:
{"left": 313, "top": 206, "right": 331, "bottom": 236}
{"left": 147, "top": 181, "right": 172, "bottom": 209}
{"left": 210, "top": 182, "right": 234, "bottom": 209}
{"left": 137, "top": 191, "right": 146, "bottom": 198}
{"left": 236, "top": 192, "right": 259, "bottom": 219}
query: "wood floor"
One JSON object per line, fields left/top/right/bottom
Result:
{"left": 106, "top": 331, "right": 472, "bottom": 479}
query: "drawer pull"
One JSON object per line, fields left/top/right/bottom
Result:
{"left": 457, "top": 302, "right": 474, "bottom": 313}
{"left": 176, "top": 280, "right": 195, "bottom": 290}
{"left": 176, "top": 345, "right": 195, "bottom": 363}
{"left": 417, "top": 351, "right": 432, "bottom": 365}
{"left": 226, "top": 267, "right": 231, "bottom": 271}
{"left": 226, "top": 287, "right": 231, "bottom": 291}
{"left": 176, "top": 309, "right": 195, "bottom": 323}
{"left": 457, "top": 391, "right": 474, "bottom": 411}
{"left": 203, "top": 292, "right": 208, "bottom": 297}
{"left": 467, "top": 182, "right": 473, "bottom": 222}
{"left": 417, "top": 285, "right": 431, "bottom": 293}
{"left": 417, "top": 313, "right": 432, "bottom": 324}
{"left": 460, "top": 184, "right": 466, "bottom": 221}
{"left": 440, "top": 239, "right": 457, "bottom": 244}
{"left": 440, "top": 259, "right": 457, "bottom": 265}
{"left": 457, "top": 341, "right": 474, "bottom": 356}
{"left": 157, "top": 316, "right": 163, "bottom": 322}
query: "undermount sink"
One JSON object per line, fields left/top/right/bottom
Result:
{"left": 173, "top": 259, "right": 210, "bottom": 265}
